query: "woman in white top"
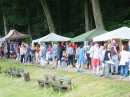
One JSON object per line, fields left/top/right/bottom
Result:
{"left": 20, "top": 45, "right": 26, "bottom": 63}
{"left": 100, "top": 43, "right": 108, "bottom": 76}
{"left": 119, "top": 44, "right": 130, "bottom": 79}
{"left": 89, "top": 42, "right": 100, "bottom": 76}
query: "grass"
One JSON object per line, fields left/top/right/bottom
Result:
{"left": 0, "top": 59, "right": 130, "bottom": 97}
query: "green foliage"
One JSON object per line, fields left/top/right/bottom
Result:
{"left": 0, "top": 0, "right": 130, "bottom": 40}
{"left": 63, "top": 32, "right": 75, "bottom": 38}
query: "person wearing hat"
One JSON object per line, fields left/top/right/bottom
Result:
{"left": 110, "top": 39, "right": 119, "bottom": 75}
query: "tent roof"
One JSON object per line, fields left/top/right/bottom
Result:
{"left": 0, "top": 29, "right": 31, "bottom": 41}
{"left": 71, "top": 28, "right": 107, "bottom": 42}
{"left": 93, "top": 26, "right": 130, "bottom": 41}
{"left": 32, "top": 33, "right": 71, "bottom": 43}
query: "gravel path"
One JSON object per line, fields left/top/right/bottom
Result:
{"left": 2, "top": 58, "right": 130, "bottom": 81}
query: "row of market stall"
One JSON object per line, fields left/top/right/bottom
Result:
{"left": 0, "top": 26, "right": 129, "bottom": 48}
{"left": 32, "top": 26, "right": 130, "bottom": 50}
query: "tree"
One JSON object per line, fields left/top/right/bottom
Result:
{"left": 2, "top": 0, "right": 8, "bottom": 35}
{"left": 39, "top": 0, "right": 55, "bottom": 33}
{"left": 91, "top": 0, "right": 105, "bottom": 29}
{"left": 84, "top": 0, "right": 90, "bottom": 32}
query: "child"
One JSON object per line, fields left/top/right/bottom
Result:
{"left": 61, "top": 51, "right": 68, "bottom": 67}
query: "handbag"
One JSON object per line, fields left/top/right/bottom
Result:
{"left": 107, "top": 60, "right": 114, "bottom": 65}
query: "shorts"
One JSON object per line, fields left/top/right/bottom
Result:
{"left": 53, "top": 54, "right": 58, "bottom": 61}
{"left": 91, "top": 58, "right": 100, "bottom": 67}
{"left": 86, "top": 60, "right": 91, "bottom": 65}
{"left": 78, "top": 60, "right": 84, "bottom": 65}
{"left": 16, "top": 53, "right": 20, "bottom": 59}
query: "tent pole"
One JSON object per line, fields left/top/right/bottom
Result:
{"left": 119, "top": 38, "right": 122, "bottom": 51}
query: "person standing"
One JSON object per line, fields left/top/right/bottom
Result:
{"left": 20, "top": 45, "right": 26, "bottom": 63}
{"left": 85, "top": 46, "right": 91, "bottom": 70}
{"left": 67, "top": 43, "right": 73, "bottom": 68}
{"left": 31, "top": 45, "right": 36, "bottom": 64}
{"left": 16, "top": 44, "right": 20, "bottom": 61}
{"left": 35, "top": 44, "right": 40, "bottom": 65}
{"left": 100, "top": 43, "right": 108, "bottom": 76}
{"left": 7, "top": 41, "right": 10, "bottom": 59}
{"left": 71, "top": 42, "right": 76, "bottom": 67}
{"left": 57, "top": 42, "right": 65, "bottom": 66}
{"left": 119, "top": 44, "right": 130, "bottom": 79}
{"left": 0, "top": 41, "right": 2, "bottom": 58}
{"left": 89, "top": 42, "right": 100, "bottom": 76}
{"left": 52, "top": 43, "right": 59, "bottom": 68}
{"left": 104, "top": 44, "right": 112, "bottom": 78}
{"left": 40, "top": 45, "right": 46, "bottom": 67}
{"left": 99, "top": 45, "right": 103, "bottom": 71}
{"left": 3, "top": 42, "right": 7, "bottom": 58}
{"left": 24, "top": 44, "right": 31, "bottom": 66}
{"left": 110, "top": 39, "right": 119, "bottom": 75}
{"left": 77, "top": 44, "right": 85, "bottom": 72}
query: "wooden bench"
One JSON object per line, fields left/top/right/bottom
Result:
{"left": 23, "top": 72, "right": 30, "bottom": 82}
{"left": 11, "top": 68, "right": 24, "bottom": 78}
{"left": 50, "top": 77, "right": 71, "bottom": 94}
{"left": 37, "top": 74, "right": 55, "bottom": 89}
{"left": 4, "top": 66, "right": 16, "bottom": 76}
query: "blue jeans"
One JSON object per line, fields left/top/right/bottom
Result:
{"left": 111, "top": 55, "right": 119, "bottom": 73}
{"left": 25, "top": 55, "right": 30, "bottom": 63}
{"left": 100, "top": 60, "right": 102, "bottom": 70}
{"left": 104, "top": 61, "right": 110, "bottom": 78}
{"left": 120, "top": 62, "right": 129, "bottom": 77}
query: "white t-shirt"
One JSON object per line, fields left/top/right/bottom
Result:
{"left": 93, "top": 46, "right": 100, "bottom": 59}
{"left": 119, "top": 50, "right": 130, "bottom": 65}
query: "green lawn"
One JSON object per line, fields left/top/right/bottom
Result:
{"left": 0, "top": 60, "right": 130, "bottom": 97}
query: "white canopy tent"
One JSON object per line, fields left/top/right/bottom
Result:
{"left": 32, "top": 33, "right": 71, "bottom": 43}
{"left": 93, "top": 26, "right": 130, "bottom": 41}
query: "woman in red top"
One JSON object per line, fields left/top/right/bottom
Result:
{"left": 69, "top": 42, "right": 76, "bottom": 67}
{"left": 35, "top": 44, "right": 40, "bottom": 64}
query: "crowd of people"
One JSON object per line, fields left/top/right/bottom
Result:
{"left": 0, "top": 39, "right": 130, "bottom": 79}
{"left": 89, "top": 39, "right": 130, "bottom": 79}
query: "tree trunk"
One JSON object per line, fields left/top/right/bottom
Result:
{"left": 3, "top": 13, "right": 8, "bottom": 35}
{"left": 91, "top": 0, "right": 105, "bottom": 29}
{"left": 2, "top": 0, "right": 8, "bottom": 35}
{"left": 27, "top": 20, "right": 32, "bottom": 41}
{"left": 57, "top": 0, "right": 61, "bottom": 35}
{"left": 26, "top": 6, "right": 32, "bottom": 41}
{"left": 40, "top": 0, "right": 55, "bottom": 33}
{"left": 84, "top": 0, "right": 90, "bottom": 32}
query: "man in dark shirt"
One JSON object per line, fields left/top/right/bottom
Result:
{"left": 24, "top": 44, "right": 31, "bottom": 65}
{"left": 56, "top": 42, "right": 65, "bottom": 67}
{"left": 7, "top": 41, "right": 10, "bottom": 59}
{"left": 58, "top": 42, "right": 65, "bottom": 61}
